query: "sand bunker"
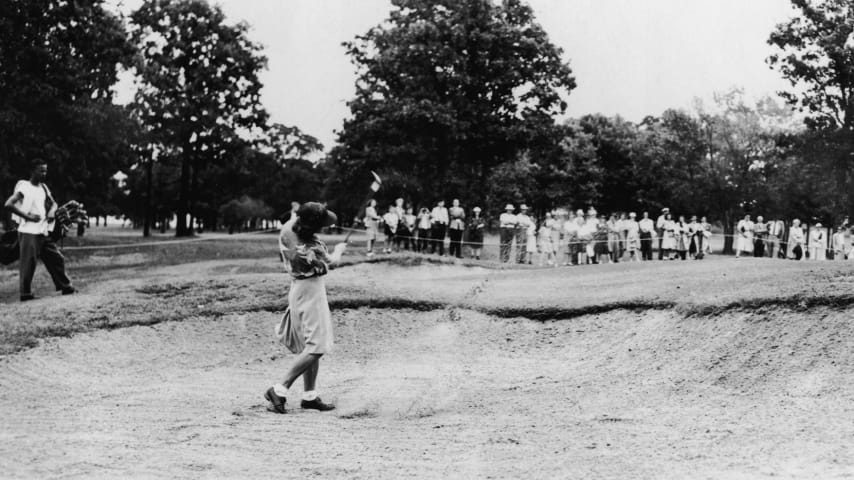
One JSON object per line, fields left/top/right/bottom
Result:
{"left": 2, "top": 300, "right": 853, "bottom": 478}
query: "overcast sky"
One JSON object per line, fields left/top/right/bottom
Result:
{"left": 112, "top": 0, "right": 797, "bottom": 149}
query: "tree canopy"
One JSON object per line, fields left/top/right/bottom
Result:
{"left": 0, "top": 0, "right": 138, "bottom": 222}
{"left": 325, "top": 0, "right": 576, "bottom": 222}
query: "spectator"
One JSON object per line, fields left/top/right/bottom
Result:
{"left": 735, "top": 214, "right": 754, "bottom": 258}
{"left": 592, "top": 215, "right": 610, "bottom": 264}
{"left": 416, "top": 207, "right": 432, "bottom": 253}
{"left": 448, "top": 199, "right": 465, "bottom": 259}
{"left": 788, "top": 219, "right": 805, "bottom": 260}
{"left": 563, "top": 210, "right": 581, "bottom": 266}
{"left": 767, "top": 218, "right": 785, "bottom": 258}
{"left": 832, "top": 226, "right": 848, "bottom": 260}
{"left": 607, "top": 213, "right": 622, "bottom": 263}
{"left": 753, "top": 216, "right": 768, "bottom": 257}
{"left": 656, "top": 207, "right": 669, "bottom": 260}
{"left": 468, "top": 206, "right": 485, "bottom": 260}
{"left": 625, "top": 212, "right": 640, "bottom": 262}
{"left": 516, "top": 204, "right": 533, "bottom": 264}
{"left": 499, "top": 204, "right": 517, "bottom": 263}
{"left": 538, "top": 212, "right": 557, "bottom": 266}
{"left": 639, "top": 211, "right": 655, "bottom": 261}
{"left": 430, "top": 200, "right": 449, "bottom": 255}
{"left": 661, "top": 212, "right": 676, "bottom": 260}
{"left": 401, "top": 206, "right": 417, "bottom": 251}
{"left": 381, "top": 205, "right": 399, "bottom": 253}
{"left": 675, "top": 215, "right": 689, "bottom": 260}
{"left": 808, "top": 223, "right": 825, "bottom": 260}
{"left": 363, "top": 199, "right": 380, "bottom": 257}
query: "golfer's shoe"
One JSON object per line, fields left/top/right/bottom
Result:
{"left": 300, "top": 397, "right": 335, "bottom": 411}
{"left": 264, "top": 387, "right": 287, "bottom": 414}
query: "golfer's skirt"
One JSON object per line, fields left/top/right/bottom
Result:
{"left": 275, "top": 276, "right": 334, "bottom": 354}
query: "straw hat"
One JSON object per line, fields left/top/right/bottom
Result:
{"left": 504, "top": 203, "right": 515, "bottom": 211}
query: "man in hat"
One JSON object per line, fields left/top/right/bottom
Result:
{"left": 430, "top": 199, "right": 449, "bottom": 256}
{"left": 499, "top": 203, "right": 517, "bottom": 263}
{"left": 656, "top": 207, "right": 669, "bottom": 260}
{"left": 515, "top": 204, "right": 533, "bottom": 264}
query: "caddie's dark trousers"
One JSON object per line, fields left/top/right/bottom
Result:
{"left": 499, "top": 228, "right": 515, "bottom": 263}
{"left": 19, "top": 232, "right": 72, "bottom": 297}
{"left": 431, "top": 224, "right": 447, "bottom": 255}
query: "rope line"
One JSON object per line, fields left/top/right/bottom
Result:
{"left": 60, "top": 227, "right": 279, "bottom": 251}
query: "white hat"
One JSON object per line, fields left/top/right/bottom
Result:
{"left": 629, "top": 212, "right": 636, "bottom": 217}
{"left": 504, "top": 203, "right": 515, "bottom": 211}
{"left": 662, "top": 207, "right": 670, "bottom": 213}
{"left": 520, "top": 204, "right": 529, "bottom": 210}
{"left": 816, "top": 222, "right": 822, "bottom": 228}
{"left": 473, "top": 206, "right": 482, "bottom": 213}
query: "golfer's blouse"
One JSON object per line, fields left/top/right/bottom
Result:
{"left": 279, "top": 219, "right": 330, "bottom": 280}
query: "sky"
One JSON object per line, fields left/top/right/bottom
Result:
{"left": 111, "top": 0, "right": 798, "bottom": 150}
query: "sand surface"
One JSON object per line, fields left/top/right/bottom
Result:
{"left": 1, "top": 258, "right": 854, "bottom": 479}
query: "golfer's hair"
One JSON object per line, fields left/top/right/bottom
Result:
{"left": 292, "top": 219, "right": 317, "bottom": 243}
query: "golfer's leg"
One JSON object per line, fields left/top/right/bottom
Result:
{"left": 303, "top": 357, "right": 320, "bottom": 392}
{"left": 282, "top": 352, "right": 322, "bottom": 389}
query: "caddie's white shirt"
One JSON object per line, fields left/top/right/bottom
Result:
{"left": 13, "top": 180, "right": 50, "bottom": 235}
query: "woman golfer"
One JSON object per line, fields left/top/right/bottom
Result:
{"left": 265, "top": 202, "right": 346, "bottom": 414}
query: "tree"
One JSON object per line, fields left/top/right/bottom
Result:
{"left": 697, "top": 89, "right": 797, "bottom": 252}
{"left": 767, "top": 0, "right": 854, "bottom": 131}
{"left": 131, "top": 0, "right": 268, "bottom": 236}
{"left": 0, "top": 0, "right": 138, "bottom": 223}
{"left": 326, "top": 0, "right": 575, "bottom": 222}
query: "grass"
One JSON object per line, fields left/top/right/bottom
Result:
{"left": 1, "top": 226, "right": 852, "bottom": 355}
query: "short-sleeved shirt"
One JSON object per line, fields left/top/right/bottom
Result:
{"left": 13, "top": 180, "right": 53, "bottom": 235}
{"left": 278, "top": 218, "right": 331, "bottom": 280}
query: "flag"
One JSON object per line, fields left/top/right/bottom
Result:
{"left": 370, "top": 170, "right": 382, "bottom": 192}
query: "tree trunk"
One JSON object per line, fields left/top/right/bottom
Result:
{"left": 175, "top": 147, "right": 192, "bottom": 237}
{"left": 143, "top": 159, "right": 153, "bottom": 237}
{"left": 722, "top": 210, "right": 734, "bottom": 254}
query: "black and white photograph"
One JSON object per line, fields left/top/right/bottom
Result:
{"left": 1, "top": 0, "right": 853, "bottom": 478}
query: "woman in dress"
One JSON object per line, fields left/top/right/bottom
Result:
{"left": 363, "top": 199, "right": 380, "bottom": 257}
{"left": 266, "top": 202, "right": 346, "bottom": 414}
{"left": 661, "top": 212, "right": 676, "bottom": 260}
{"left": 467, "top": 206, "right": 485, "bottom": 260}
{"left": 525, "top": 216, "right": 538, "bottom": 265}
{"left": 675, "top": 215, "right": 689, "bottom": 260}
{"left": 538, "top": 212, "right": 556, "bottom": 266}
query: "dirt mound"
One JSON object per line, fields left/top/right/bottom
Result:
{"left": 1, "top": 303, "right": 852, "bottom": 478}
